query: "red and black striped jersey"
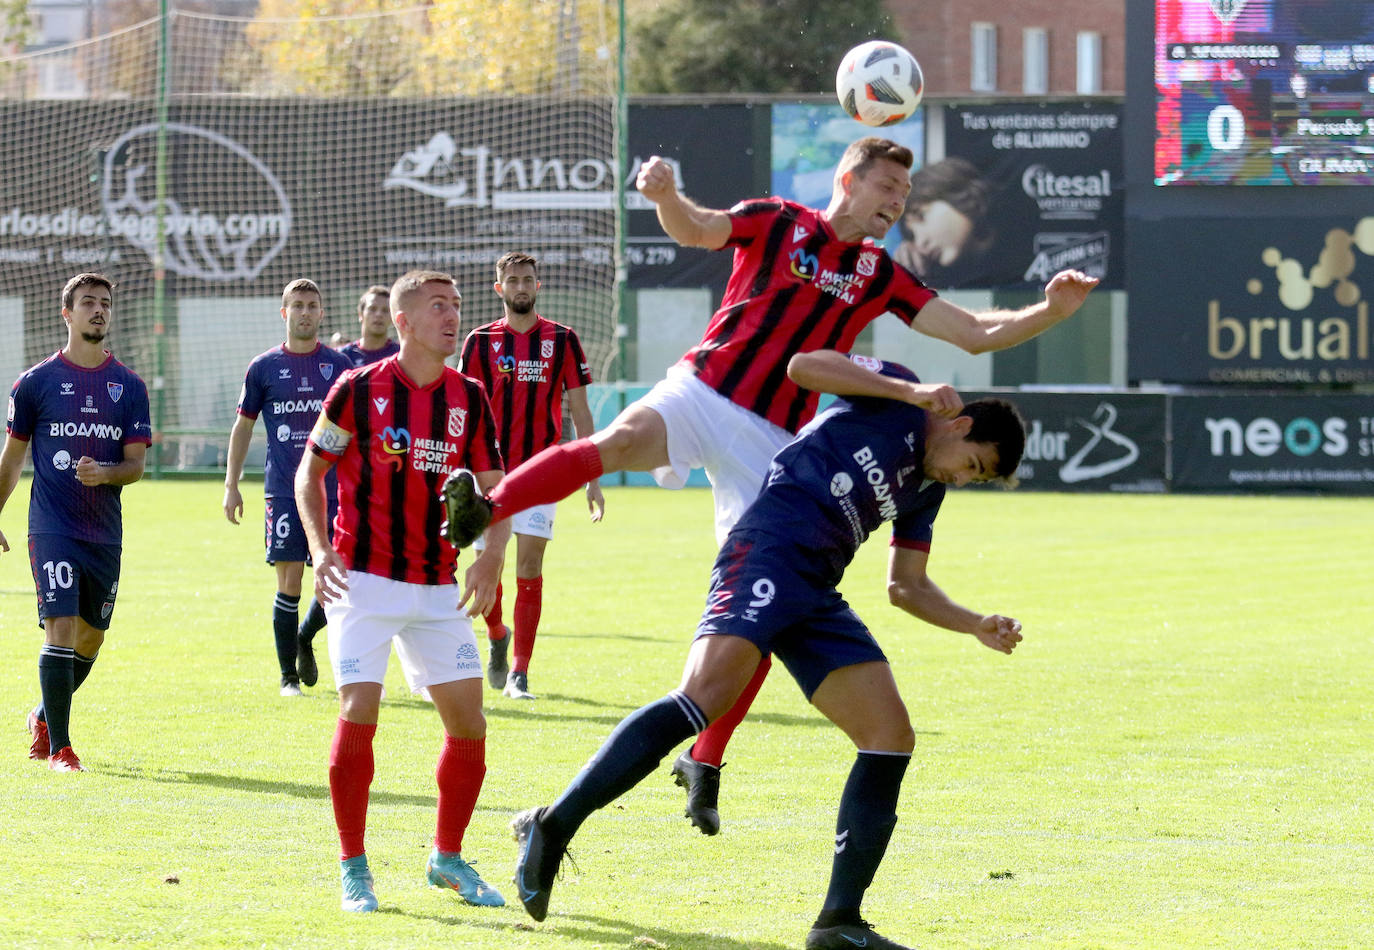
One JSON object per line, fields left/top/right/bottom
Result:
{"left": 679, "top": 197, "right": 938, "bottom": 434}
{"left": 458, "top": 315, "right": 592, "bottom": 470}
{"left": 308, "top": 355, "right": 503, "bottom": 585}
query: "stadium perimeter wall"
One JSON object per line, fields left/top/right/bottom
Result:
{"left": 586, "top": 384, "right": 1374, "bottom": 495}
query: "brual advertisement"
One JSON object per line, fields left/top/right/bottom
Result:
{"left": 962, "top": 390, "right": 1166, "bottom": 492}
{"left": 1128, "top": 215, "right": 1374, "bottom": 386}
{"left": 1172, "top": 394, "right": 1374, "bottom": 493}
{"left": 937, "top": 103, "right": 1124, "bottom": 291}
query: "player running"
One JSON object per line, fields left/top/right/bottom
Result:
{"left": 444, "top": 136, "right": 1096, "bottom": 834}
{"left": 510, "top": 351, "right": 1027, "bottom": 950}
{"left": 458, "top": 251, "right": 604, "bottom": 699}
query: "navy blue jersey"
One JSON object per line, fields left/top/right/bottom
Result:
{"left": 732, "top": 358, "right": 945, "bottom": 584}
{"left": 6, "top": 351, "right": 151, "bottom": 545}
{"left": 236, "top": 343, "right": 353, "bottom": 498}
{"left": 339, "top": 338, "right": 399, "bottom": 368}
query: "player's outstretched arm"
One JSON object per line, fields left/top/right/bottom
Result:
{"left": 636, "top": 156, "right": 732, "bottom": 250}
{"left": 0, "top": 434, "right": 28, "bottom": 554}
{"left": 460, "top": 469, "right": 510, "bottom": 619}
{"left": 911, "top": 269, "right": 1100, "bottom": 355}
{"left": 886, "top": 546, "right": 1022, "bottom": 654}
{"left": 787, "top": 351, "right": 963, "bottom": 417}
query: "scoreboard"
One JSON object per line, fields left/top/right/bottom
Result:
{"left": 1155, "top": 0, "right": 1374, "bottom": 185}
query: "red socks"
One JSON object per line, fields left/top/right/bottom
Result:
{"left": 691, "top": 654, "right": 773, "bottom": 767}
{"left": 434, "top": 735, "right": 486, "bottom": 854}
{"left": 329, "top": 718, "right": 377, "bottom": 860}
{"left": 489, "top": 439, "right": 603, "bottom": 524}
{"left": 512, "top": 576, "right": 543, "bottom": 674}
{"left": 485, "top": 583, "right": 505, "bottom": 638}
{"left": 332, "top": 722, "right": 487, "bottom": 859}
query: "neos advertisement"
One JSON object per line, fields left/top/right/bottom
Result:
{"left": 1172, "top": 393, "right": 1374, "bottom": 492}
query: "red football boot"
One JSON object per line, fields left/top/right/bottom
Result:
{"left": 48, "top": 746, "right": 86, "bottom": 772}
{"left": 26, "top": 709, "right": 48, "bottom": 762}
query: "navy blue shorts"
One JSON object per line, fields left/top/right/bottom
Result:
{"left": 264, "top": 495, "right": 332, "bottom": 566}
{"left": 27, "top": 534, "right": 122, "bottom": 631}
{"left": 694, "top": 530, "right": 886, "bottom": 700}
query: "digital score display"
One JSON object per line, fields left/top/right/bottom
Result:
{"left": 1155, "top": 0, "right": 1374, "bottom": 185}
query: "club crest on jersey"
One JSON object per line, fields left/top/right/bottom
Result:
{"left": 497, "top": 354, "right": 516, "bottom": 374}
{"left": 447, "top": 407, "right": 466, "bottom": 438}
{"left": 320, "top": 363, "right": 335, "bottom": 381}
{"left": 856, "top": 250, "right": 879, "bottom": 277}
{"left": 106, "top": 382, "right": 123, "bottom": 402}
{"left": 541, "top": 339, "right": 554, "bottom": 359}
{"left": 789, "top": 247, "right": 818, "bottom": 281}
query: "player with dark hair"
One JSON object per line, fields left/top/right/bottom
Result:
{"left": 445, "top": 135, "right": 1095, "bottom": 835}
{"left": 458, "top": 250, "right": 603, "bottom": 699}
{"left": 894, "top": 156, "right": 995, "bottom": 280}
{"left": 339, "top": 285, "right": 399, "bottom": 368}
{"left": 510, "top": 350, "right": 1027, "bottom": 950}
{"left": 296, "top": 269, "right": 509, "bottom": 914}
{"left": 0, "top": 273, "right": 151, "bottom": 772}
{"left": 223, "top": 278, "right": 353, "bottom": 696}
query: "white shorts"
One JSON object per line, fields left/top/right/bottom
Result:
{"left": 324, "top": 570, "right": 483, "bottom": 692}
{"left": 637, "top": 365, "right": 792, "bottom": 545}
{"left": 473, "top": 501, "right": 556, "bottom": 554}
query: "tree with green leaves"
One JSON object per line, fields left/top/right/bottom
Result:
{"left": 240, "top": 0, "right": 617, "bottom": 98}
{"left": 0, "top": 0, "right": 34, "bottom": 84}
{"left": 628, "top": 0, "right": 898, "bottom": 94}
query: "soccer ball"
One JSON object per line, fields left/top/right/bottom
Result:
{"left": 836, "top": 40, "right": 924, "bottom": 127}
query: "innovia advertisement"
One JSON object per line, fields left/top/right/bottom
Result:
{"left": 1128, "top": 215, "right": 1374, "bottom": 384}
{"left": 0, "top": 99, "right": 619, "bottom": 342}
{"left": 937, "top": 103, "right": 1124, "bottom": 290}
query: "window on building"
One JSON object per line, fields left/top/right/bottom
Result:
{"left": 36, "top": 54, "right": 84, "bottom": 98}
{"left": 1077, "top": 31, "right": 1102, "bottom": 94}
{"left": 1023, "top": 28, "right": 1048, "bottom": 95}
{"left": 971, "top": 22, "right": 997, "bottom": 92}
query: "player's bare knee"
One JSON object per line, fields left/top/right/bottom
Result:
{"left": 855, "top": 722, "right": 915, "bottom": 755}
{"left": 338, "top": 683, "right": 383, "bottom": 725}
{"left": 74, "top": 623, "right": 105, "bottom": 657}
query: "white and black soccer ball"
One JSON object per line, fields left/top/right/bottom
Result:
{"left": 836, "top": 40, "right": 924, "bottom": 127}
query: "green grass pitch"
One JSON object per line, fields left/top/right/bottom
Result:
{"left": 0, "top": 481, "right": 1370, "bottom": 948}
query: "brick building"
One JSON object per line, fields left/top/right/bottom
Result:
{"left": 888, "top": 0, "right": 1125, "bottom": 96}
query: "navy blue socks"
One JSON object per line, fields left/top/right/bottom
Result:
{"left": 544, "top": 691, "right": 707, "bottom": 841}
